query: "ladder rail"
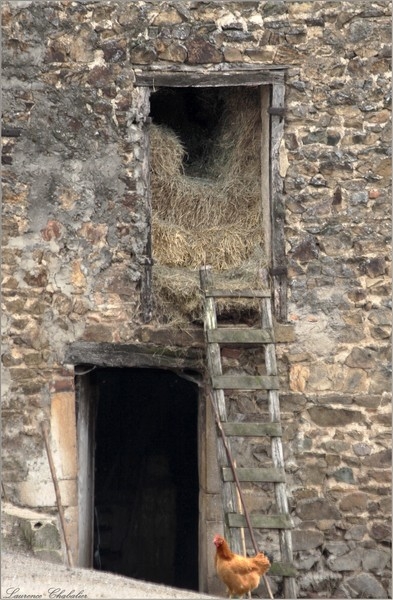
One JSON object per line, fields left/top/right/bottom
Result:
{"left": 261, "top": 271, "right": 297, "bottom": 600}
{"left": 200, "top": 267, "right": 243, "bottom": 556}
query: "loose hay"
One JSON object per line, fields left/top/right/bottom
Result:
{"left": 150, "top": 88, "right": 267, "bottom": 323}
{"left": 153, "top": 256, "right": 268, "bottom": 326}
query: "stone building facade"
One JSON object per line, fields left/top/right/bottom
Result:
{"left": 2, "top": 1, "right": 391, "bottom": 598}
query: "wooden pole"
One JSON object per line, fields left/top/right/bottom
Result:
{"left": 233, "top": 458, "right": 250, "bottom": 599}
{"left": 233, "top": 458, "right": 247, "bottom": 554}
{"left": 208, "top": 390, "right": 274, "bottom": 600}
{"left": 2, "top": 481, "right": 9, "bottom": 502}
{"left": 42, "top": 421, "right": 74, "bottom": 568}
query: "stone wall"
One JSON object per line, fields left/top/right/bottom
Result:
{"left": 1, "top": 1, "right": 391, "bottom": 598}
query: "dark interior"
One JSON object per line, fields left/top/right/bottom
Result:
{"left": 150, "top": 87, "right": 225, "bottom": 176}
{"left": 92, "top": 367, "right": 199, "bottom": 591}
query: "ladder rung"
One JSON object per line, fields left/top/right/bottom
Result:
{"left": 207, "top": 328, "right": 274, "bottom": 344}
{"left": 205, "top": 288, "right": 270, "bottom": 298}
{"left": 212, "top": 375, "right": 279, "bottom": 390}
{"left": 268, "top": 562, "right": 298, "bottom": 577}
{"left": 222, "top": 467, "right": 286, "bottom": 483}
{"left": 227, "top": 512, "right": 293, "bottom": 529}
{"left": 222, "top": 422, "right": 282, "bottom": 437}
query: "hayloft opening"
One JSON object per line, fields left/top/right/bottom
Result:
{"left": 149, "top": 85, "right": 267, "bottom": 324}
{"left": 88, "top": 367, "right": 199, "bottom": 590}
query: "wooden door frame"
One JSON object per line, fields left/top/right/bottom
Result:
{"left": 76, "top": 370, "right": 96, "bottom": 567}
{"left": 71, "top": 343, "right": 204, "bottom": 574}
{"left": 135, "top": 66, "right": 288, "bottom": 323}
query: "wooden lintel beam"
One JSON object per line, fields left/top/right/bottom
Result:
{"left": 135, "top": 69, "right": 286, "bottom": 88}
{"left": 65, "top": 342, "right": 203, "bottom": 370}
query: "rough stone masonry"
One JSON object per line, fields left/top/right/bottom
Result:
{"left": 1, "top": 1, "right": 391, "bottom": 598}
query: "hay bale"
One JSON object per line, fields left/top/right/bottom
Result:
{"left": 152, "top": 266, "right": 202, "bottom": 324}
{"left": 153, "top": 250, "right": 268, "bottom": 325}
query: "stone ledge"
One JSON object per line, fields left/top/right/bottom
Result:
{"left": 2, "top": 502, "right": 63, "bottom": 564}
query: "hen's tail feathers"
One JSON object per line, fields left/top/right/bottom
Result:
{"left": 254, "top": 549, "right": 274, "bottom": 564}
{"left": 254, "top": 553, "right": 271, "bottom": 576}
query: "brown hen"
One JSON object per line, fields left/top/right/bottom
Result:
{"left": 213, "top": 534, "right": 271, "bottom": 598}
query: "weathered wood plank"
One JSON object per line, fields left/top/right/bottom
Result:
{"left": 269, "top": 562, "right": 298, "bottom": 577}
{"left": 204, "top": 288, "right": 270, "bottom": 298}
{"left": 212, "top": 375, "right": 280, "bottom": 390}
{"left": 260, "top": 269, "right": 297, "bottom": 599}
{"left": 207, "top": 328, "right": 274, "bottom": 344}
{"left": 76, "top": 374, "right": 95, "bottom": 567}
{"left": 135, "top": 69, "right": 286, "bottom": 88}
{"left": 261, "top": 85, "right": 271, "bottom": 262}
{"left": 65, "top": 342, "right": 203, "bottom": 370}
{"left": 139, "top": 87, "right": 153, "bottom": 323}
{"left": 138, "top": 64, "right": 287, "bottom": 72}
{"left": 227, "top": 513, "right": 293, "bottom": 529}
{"left": 222, "top": 467, "right": 286, "bottom": 483}
{"left": 270, "top": 83, "right": 288, "bottom": 323}
{"left": 222, "top": 422, "right": 282, "bottom": 437}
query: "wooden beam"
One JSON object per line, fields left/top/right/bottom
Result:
{"left": 222, "top": 467, "right": 286, "bottom": 483}
{"left": 207, "top": 328, "right": 274, "bottom": 344}
{"left": 139, "top": 87, "right": 153, "bottom": 323}
{"left": 76, "top": 374, "right": 95, "bottom": 567}
{"left": 269, "top": 563, "right": 298, "bottom": 577}
{"left": 268, "top": 107, "right": 286, "bottom": 116}
{"left": 221, "top": 422, "right": 282, "bottom": 437}
{"left": 227, "top": 513, "right": 293, "bottom": 529}
{"left": 212, "top": 375, "right": 280, "bottom": 390}
{"left": 270, "top": 83, "right": 287, "bottom": 322}
{"left": 135, "top": 69, "right": 286, "bottom": 88}
{"left": 65, "top": 342, "right": 203, "bottom": 370}
{"left": 260, "top": 270, "right": 297, "bottom": 599}
{"left": 261, "top": 85, "right": 271, "bottom": 266}
{"left": 204, "top": 288, "right": 270, "bottom": 298}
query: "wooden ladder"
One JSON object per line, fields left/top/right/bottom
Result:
{"left": 200, "top": 266, "right": 297, "bottom": 599}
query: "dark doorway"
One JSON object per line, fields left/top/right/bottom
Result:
{"left": 92, "top": 367, "right": 199, "bottom": 591}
